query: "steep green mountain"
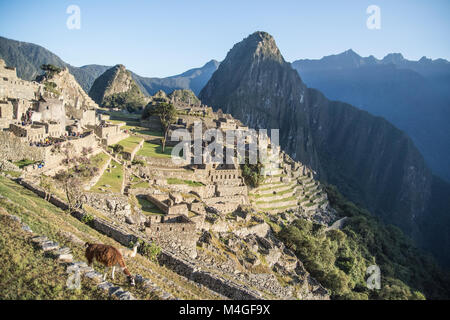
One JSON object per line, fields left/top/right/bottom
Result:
{"left": 133, "top": 60, "right": 219, "bottom": 96}
{"left": 0, "top": 36, "right": 109, "bottom": 93}
{"left": 199, "top": 31, "right": 433, "bottom": 254}
{"left": 88, "top": 64, "right": 147, "bottom": 111}
{"left": 292, "top": 51, "right": 450, "bottom": 183}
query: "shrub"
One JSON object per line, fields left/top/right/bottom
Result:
{"left": 138, "top": 240, "right": 161, "bottom": 262}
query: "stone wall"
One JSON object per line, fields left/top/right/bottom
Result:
{"left": 216, "top": 185, "right": 247, "bottom": 197}
{"left": 0, "top": 131, "right": 46, "bottom": 162}
{"left": 167, "top": 203, "right": 188, "bottom": 215}
{"left": 140, "top": 116, "right": 162, "bottom": 131}
{"left": 145, "top": 194, "right": 169, "bottom": 213}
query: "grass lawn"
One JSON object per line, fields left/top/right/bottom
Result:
{"left": 134, "top": 129, "right": 163, "bottom": 137}
{"left": 90, "top": 152, "right": 109, "bottom": 168}
{"left": 131, "top": 181, "right": 150, "bottom": 189}
{"left": 167, "top": 178, "right": 204, "bottom": 187}
{"left": 116, "top": 136, "right": 144, "bottom": 154}
{"left": 14, "top": 159, "right": 37, "bottom": 168}
{"left": 135, "top": 195, "right": 164, "bottom": 215}
{"left": 3, "top": 170, "right": 22, "bottom": 178}
{"left": 90, "top": 160, "right": 123, "bottom": 193}
{"left": 255, "top": 195, "right": 297, "bottom": 205}
{"left": 137, "top": 142, "right": 173, "bottom": 158}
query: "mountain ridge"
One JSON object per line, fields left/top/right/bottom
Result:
{"left": 200, "top": 31, "right": 432, "bottom": 244}
{"left": 292, "top": 49, "right": 450, "bottom": 183}
{"left": 0, "top": 36, "right": 219, "bottom": 96}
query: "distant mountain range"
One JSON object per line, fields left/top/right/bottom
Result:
{"left": 0, "top": 36, "right": 219, "bottom": 96}
{"left": 292, "top": 50, "right": 450, "bottom": 183}
{"left": 131, "top": 60, "right": 219, "bottom": 96}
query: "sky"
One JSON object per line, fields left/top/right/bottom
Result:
{"left": 0, "top": 0, "right": 449, "bottom": 77}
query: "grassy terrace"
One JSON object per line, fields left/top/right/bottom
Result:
{"left": 167, "top": 178, "right": 204, "bottom": 187}
{"left": 137, "top": 142, "right": 173, "bottom": 158}
{"left": 0, "top": 176, "right": 221, "bottom": 300}
{"left": 256, "top": 182, "right": 285, "bottom": 191}
{"left": 115, "top": 136, "right": 144, "bottom": 154}
{"left": 90, "top": 160, "right": 123, "bottom": 193}
{"left": 130, "top": 181, "right": 149, "bottom": 189}
{"left": 3, "top": 170, "right": 22, "bottom": 178}
{"left": 133, "top": 195, "right": 164, "bottom": 215}
{"left": 255, "top": 195, "right": 297, "bottom": 205}
{"left": 14, "top": 159, "right": 37, "bottom": 168}
{"left": 90, "top": 152, "right": 109, "bottom": 168}
{"left": 105, "top": 111, "right": 163, "bottom": 137}
{"left": 249, "top": 185, "right": 296, "bottom": 198}
{"left": 133, "top": 129, "right": 163, "bottom": 137}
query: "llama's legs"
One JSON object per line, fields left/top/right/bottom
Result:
{"left": 103, "top": 266, "right": 108, "bottom": 281}
{"left": 111, "top": 266, "right": 115, "bottom": 280}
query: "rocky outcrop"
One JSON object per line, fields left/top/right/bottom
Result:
{"left": 84, "top": 192, "right": 146, "bottom": 225}
{"left": 199, "top": 31, "right": 432, "bottom": 236}
{"left": 38, "top": 67, "right": 98, "bottom": 110}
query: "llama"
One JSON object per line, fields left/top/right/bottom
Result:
{"left": 119, "top": 242, "right": 140, "bottom": 259}
{"left": 85, "top": 242, "right": 135, "bottom": 286}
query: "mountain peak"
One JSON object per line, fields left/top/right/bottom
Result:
{"left": 114, "top": 64, "right": 127, "bottom": 70}
{"left": 383, "top": 53, "right": 405, "bottom": 63}
{"left": 226, "top": 31, "right": 284, "bottom": 64}
{"left": 88, "top": 64, "right": 146, "bottom": 109}
{"left": 203, "top": 59, "right": 220, "bottom": 69}
{"left": 343, "top": 49, "right": 359, "bottom": 57}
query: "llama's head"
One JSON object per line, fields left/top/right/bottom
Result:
{"left": 128, "top": 275, "right": 135, "bottom": 286}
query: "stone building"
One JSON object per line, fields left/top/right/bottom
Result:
{"left": 94, "top": 121, "right": 129, "bottom": 145}
{"left": 9, "top": 123, "right": 47, "bottom": 142}
{"left": 32, "top": 98, "right": 66, "bottom": 132}
{"left": 0, "top": 59, "right": 42, "bottom": 101}
{"left": 145, "top": 214, "right": 197, "bottom": 255}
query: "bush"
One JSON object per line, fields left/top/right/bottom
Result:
{"left": 241, "top": 159, "right": 264, "bottom": 188}
{"left": 138, "top": 240, "right": 161, "bottom": 262}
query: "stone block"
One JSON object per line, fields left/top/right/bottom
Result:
{"left": 57, "top": 254, "right": 73, "bottom": 263}
{"left": 31, "top": 236, "right": 48, "bottom": 244}
{"left": 39, "top": 240, "right": 59, "bottom": 251}
{"left": 97, "top": 281, "right": 114, "bottom": 291}
{"left": 84, "top": 271, "right": 104, "bottom": 283}
{"left": 117, "top": 291, "right": 135, "bottom": 300}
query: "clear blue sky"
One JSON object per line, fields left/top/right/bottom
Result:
{"left": 1, "top": 0, "right": 449, "bottom": 77}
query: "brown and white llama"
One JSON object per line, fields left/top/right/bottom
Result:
{"left": 85, "top": 242, "right": 135, "bottom": 286}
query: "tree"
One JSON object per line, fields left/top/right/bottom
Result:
{"left": 39, "top": 175, "right": 52, "bottom": 201}
{"left": 54, "top": 170, "right": 84, "bottom": 213}
{"left": 40, "top": 64, "right": 62, "bottom": 75}
{"left": 111, "top": 144, "right": 124, "bottom": 156}
{"left": 151, "top": 102, "right": 177, "bottom": 152}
